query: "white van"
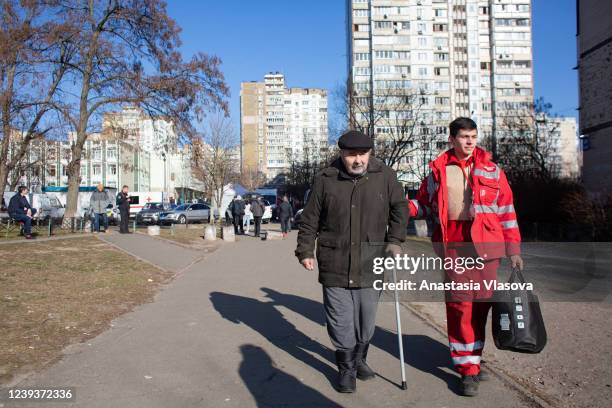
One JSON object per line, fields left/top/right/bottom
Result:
{"left": 125, "top": 191, "right": 168, "bottom": 216}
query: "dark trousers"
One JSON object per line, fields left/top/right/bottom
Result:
{"left": 280, "top": 216, "right": 291, "bottom": 233}
{"left": 233, "top": 215, "right": 244, "bottom": 235}
{"left": 254, "top": 216, "right": 262, "bottom": 237}
{"left": 120, "top": 208, "right": 130, "bottom": 233}
{"left": 12, "top": 213, "right": 35, "bottom": 235}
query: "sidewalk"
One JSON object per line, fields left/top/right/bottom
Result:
{"left": 8, "top": 232, "right": 535, "bottom": 408}
{"left": 98, "top": 232, "right": 205, "bottom": 273}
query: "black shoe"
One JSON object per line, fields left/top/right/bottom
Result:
{"left": 335, "top": 350, "right": 356, "bottom": 393}
{"left": 477, "top": 367, "right": 490, "bottom": 381}
{"left": 354, "top": 343, "right": 376, "bottom": 380}
{"left": 460, "top": 375, "right": 480, "bottom": 397}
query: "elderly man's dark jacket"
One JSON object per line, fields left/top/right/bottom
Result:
{"left": 295, "top": 157, "right": 408, "bottom": 288}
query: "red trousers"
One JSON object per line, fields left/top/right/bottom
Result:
{"left": 445, "top": 220, "right": 499, "bottom": 376}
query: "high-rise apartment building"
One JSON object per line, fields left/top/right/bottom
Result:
{"left": 241, "top": 73, "right": 329, "bottom": 179}
{"left": 347, "top": 0, "right": 534, "bottom": 186}
{"left": 577, "top": 0, "right": 612, "bottom": 194}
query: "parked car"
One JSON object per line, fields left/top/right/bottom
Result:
{"left": 136, "top": 202, "right": 171, "bottom": 225}
{"left": 159, "top": 203, "right": 211, "bottom": 225}
{"left": 292, "top": 208, "right": 303, "bottom": 229}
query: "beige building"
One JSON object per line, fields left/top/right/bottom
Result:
{"left": 240, "top": 73, "right": 329, "bottom": 179}
{"left": 577, "top": 0, "right": 612, "bottom": 193}
{"left": 547, "top": 116, "right": 580, "bottom": 179}
{"left": 348, "top": 0, "right": 534, "bottom": 186}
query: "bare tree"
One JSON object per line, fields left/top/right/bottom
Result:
{"left": 285, "top": 140, "right": 337, "bottom": 187}
{"left": 335, "top": 82, "right": 444, "bottom": 184}
{"left": 240, "top": 166, "right": 266, "bottom": 191}
{"left": 191, "top": 117, "right": 238, "bottom": 223}
{"left": 0, "top": 0, "right": 72, "bottom": 195}
{"left": 496, "top": 98, "right": 562, "bottom": 182}
{"left": 46, "top": 0, "right": 229, "bottom": 218}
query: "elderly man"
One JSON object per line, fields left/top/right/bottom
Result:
{"left": 90, "top": 183, "right": 112, "bottom": 233}
{"left": 295, "top": 130, "right": 408, "bottom": 393}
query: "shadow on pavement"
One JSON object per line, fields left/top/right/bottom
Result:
{"left": 209, "top": 292, "right": 337, "bottom": 390}
{"left": 239, "top": 344, "right": 342, "bottom": 407}
{"left": 260, "top": 287, "right": 461, "bottom": 395}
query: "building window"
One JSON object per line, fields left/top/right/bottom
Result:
{"left": 353, "top": 9, "right": 370, "bottom": 18}
{"left": 375, "top": 50, "right": 393, "bottom": 59}
{"left": 433, "top": 24, "right": 447, "bottom": 32}
{"left": 106, "top": 147, "right": 117, "bottom": 160}
{"left": 434, "top": 53, "right": 448, "bottom": 62}
{"left": 374, "top": 21, "right": 392, "bottom": 29}
{"left": 434, "top": 9, "right": 447, "bottom": 17}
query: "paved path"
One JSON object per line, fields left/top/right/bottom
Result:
{"left": 98, "top": 232, "right": 204, "bottom": 273}
{"left": 8, "top": 232, "right": 535, "bottom": 408}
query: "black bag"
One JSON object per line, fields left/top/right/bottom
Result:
{"left": 492, "top": 268, "right": 547, "bottom": 353}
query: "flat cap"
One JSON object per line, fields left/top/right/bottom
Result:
{"left": 337, "top": 130, "right": 373, "bottom": 150}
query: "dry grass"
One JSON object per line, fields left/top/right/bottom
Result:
{"left": 134, "top": 224, "right": 224, "bottom": 250}
{"left": 0, "top": 237, "right": 173, "bottom": 384}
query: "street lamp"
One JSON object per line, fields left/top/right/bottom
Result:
{"left": 161, "top": 151, "right": 167, "bottom": 196}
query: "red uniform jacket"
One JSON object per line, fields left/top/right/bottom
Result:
{"left": 409, "top": 147, "right": 521, "bottom": 259}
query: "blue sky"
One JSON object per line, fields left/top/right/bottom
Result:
{"left": 168, "top": 0, "right": 578, "bottom": 136}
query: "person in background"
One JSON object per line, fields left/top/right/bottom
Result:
{"left": 243, "top": 201, "right": 253, "bottom": 234}
{"left": 116, "top": 185, "right": 131, "bottom": 234}
{"left": 278, "top": 195, "right": 294, "bottom": 239}
{"left": 231, "top": 195, "right": 246, "bottom": 235}
{"left": 90, "top": 183, "right": 112, "bottom": 233}
{"left": 8, "top": 186, "right": 37, "bottom": 239}
{"left": 251, "top": 197, "right": 265, "bottom": 238}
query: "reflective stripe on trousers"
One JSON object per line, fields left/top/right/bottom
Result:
{"left": 449, "top": 340, "right": 484, "bottom": 352}
{"left": 452, "top": 355, "right": 482, "bottom": 365}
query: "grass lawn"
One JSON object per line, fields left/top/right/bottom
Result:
{"left": 0, "top": 237, "right": 173, "bottom": 384}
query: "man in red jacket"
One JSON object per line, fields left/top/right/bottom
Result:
{"left": 409, "top": 117, "right": 524, "bottom": 397}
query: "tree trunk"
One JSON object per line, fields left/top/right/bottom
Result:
{"left": 64, "top": 29, "right": 97, "bottom": 219}
{"left": 64, "top": 140, "right": 84, "bottom": 218}
{"left": 0, "top": 165, "right": 9, "bottom": 198}
{"left": 0, "top": 63, "right": 16, "bottom": 199}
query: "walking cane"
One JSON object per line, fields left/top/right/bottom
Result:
{"left": 392, "top": 266, "right": 408, "bottom": 390}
